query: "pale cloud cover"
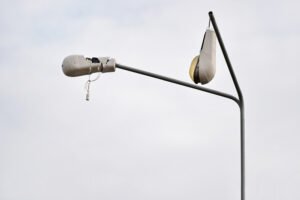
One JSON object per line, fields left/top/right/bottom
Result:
{"left": 0, "top": 0, "right": 300, "bottom": 200}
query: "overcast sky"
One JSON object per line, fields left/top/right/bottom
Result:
{"left": 0, "top": 0, "right": 300, "bottom": 200}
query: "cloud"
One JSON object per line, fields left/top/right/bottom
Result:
{"left": 0, "top": 0, "right": 300, "bottom": 200}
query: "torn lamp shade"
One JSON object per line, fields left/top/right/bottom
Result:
{"left": 189, "top": 28, "right": 216, "bottom": 84}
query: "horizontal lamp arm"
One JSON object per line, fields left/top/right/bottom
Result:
{"left": 116, "top": 63, "right": 240, "bottom": 105}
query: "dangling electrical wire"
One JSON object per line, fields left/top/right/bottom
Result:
{"left": 85, "top": 65, "right": 101, "bottom": 101}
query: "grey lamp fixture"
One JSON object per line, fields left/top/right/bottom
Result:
{"left": 62, "top": 11, "right": 245, "bottom": 200}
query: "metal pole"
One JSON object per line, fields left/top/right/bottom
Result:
{"left": 115, "top": 11, "right": 245, "bottom": 200}
{"left": 209, "top": 11, "right": 245, "bottom": 200}
{"left": 240, "top": 102, "right": 245, "bottom": 200}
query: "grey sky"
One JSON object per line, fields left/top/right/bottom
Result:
{"left": 0, "top": 0, "right": 300, "bottom": 200}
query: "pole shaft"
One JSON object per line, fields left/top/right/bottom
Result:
{"left": 240, "top": 103, "right": 245, "bottom": 200}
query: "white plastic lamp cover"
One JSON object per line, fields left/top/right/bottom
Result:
{"left": 189, "top": 28, "right": 216, "bottom": 84}
{"left": 62, "top": 55, "right": 116, "bottom": 77}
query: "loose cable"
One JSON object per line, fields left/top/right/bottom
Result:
{"left": 85, "top": 65, "right": 101, "bottom": 101}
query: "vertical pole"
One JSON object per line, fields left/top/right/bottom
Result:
{"left": 240, "top": 103, "right": 245, "bottom": 200}
{"left": 208, "top": 11, "right": 245, "bottom": 200}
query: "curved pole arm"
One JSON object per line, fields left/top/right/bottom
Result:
{"left": 209, "top": 11, "right": 244, "bottom": 107}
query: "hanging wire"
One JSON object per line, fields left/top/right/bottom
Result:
{"left": 85, "top": 79, "right": 91, "bottom": 101}
{"left": 85, "top": 65, "right": 101, "bottom": 101}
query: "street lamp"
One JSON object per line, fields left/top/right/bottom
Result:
{"left": 62, "top": 11, "right": 245, "bottom": 200}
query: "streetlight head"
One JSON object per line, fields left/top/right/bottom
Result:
{"left": 189, "top": 28, "right": 216, "bottom": 84}
{"left": 62, "top": 55, "right": 116, "bottom": 77}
